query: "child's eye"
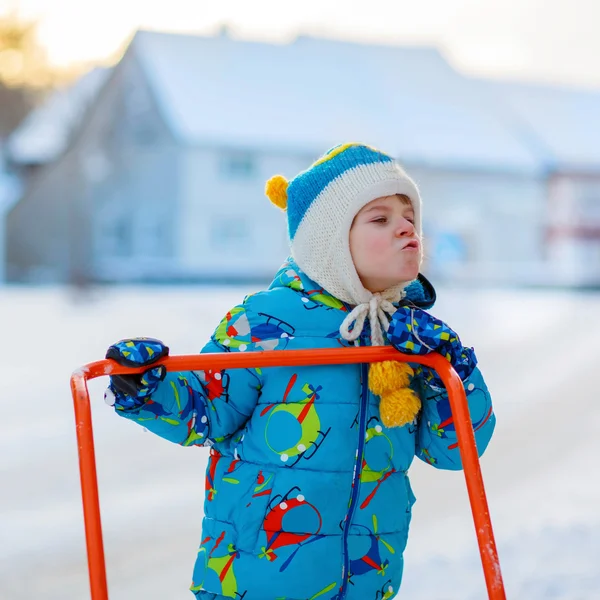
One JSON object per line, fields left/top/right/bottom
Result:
{"left": 371, "top": 217, "right": 388, "bottom": 224}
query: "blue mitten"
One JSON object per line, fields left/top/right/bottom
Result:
{"left": 104, "top": 338, "right": 169, "bottom": 408}
{"left": 386, "top": 307, "right": 477, "bottom": 384}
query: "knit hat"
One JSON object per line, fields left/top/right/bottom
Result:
{"left": 266, "top": 143, "right": 424, "bottom": 428}
{"left": 266, "top": 143, "right": 422, "bottom": 304}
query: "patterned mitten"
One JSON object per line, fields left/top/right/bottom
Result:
{"left": 104, "top": 337, "right": 169, "bottom": 408}
{"left": 386, "top": 307, "right": 477, "bottom": 385}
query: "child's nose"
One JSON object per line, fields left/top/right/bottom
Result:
{"left": 395, "top": 218, "right": 415, "bottom": 237}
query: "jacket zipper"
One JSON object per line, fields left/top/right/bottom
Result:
{"left": 339, "top": 354, "right": 369, "bottom": 599}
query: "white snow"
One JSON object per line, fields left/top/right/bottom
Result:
{"left": 1, "top": 284, "right": 598, "bottom": 599}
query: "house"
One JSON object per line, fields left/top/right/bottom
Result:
{"left": 6, "top": 30, "right": 548, "bottom": 285}
{"left": 5, "top": 67, "right": 110, "bottom": 283}
{"left": 485, "top": 81, "right": 600, "bottom": 286}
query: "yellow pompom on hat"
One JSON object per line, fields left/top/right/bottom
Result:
{"left": 265, "top": 175, "right": 288, "bottom": 211}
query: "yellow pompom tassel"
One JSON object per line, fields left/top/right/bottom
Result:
{"left": 369, "top": 361, "right": 421, "bottom": 428}
{"left": 265, "top": 175, "right": 288, "bottom": 210}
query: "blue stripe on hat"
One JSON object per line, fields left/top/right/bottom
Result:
{"left": 287, "top": 145, "right": 394, "bottom": 240}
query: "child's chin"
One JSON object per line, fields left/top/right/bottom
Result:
{"left": 401, "top": 259, "right": 421, "bottom": 280}
{"left": 396, "top": 264, "right": 420, "bottom": 282}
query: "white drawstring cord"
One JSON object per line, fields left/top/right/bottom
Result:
{"left": 339, "top": 294, "right": 398, "bottom": 346}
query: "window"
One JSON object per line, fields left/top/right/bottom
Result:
{"left": 209, "top": 217, "right": 250, "bottom": 252}
{"left": 102, "top": 217, "right": 132, "bottom": 258}
{"left": 219, "top": 153, "right": 257, "bottom": 179}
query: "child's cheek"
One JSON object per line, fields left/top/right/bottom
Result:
{"left": 367, "top": 234, "right": 389, "bottom": 255}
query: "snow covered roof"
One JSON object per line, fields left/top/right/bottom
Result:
{"left": 484, "top": 81, "right": 600, "bottom": 172}
{"left": 6, "top": 67, "right": 111, "bottom": 165}
{"left": 131, "top": 30, "right": 542, "bottom": 174}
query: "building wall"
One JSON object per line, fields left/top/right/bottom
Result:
{"left": 175, "top": 153, "right": 546, "bottom": 284}
{"left": 88, "top": 49, "right": 181, "bottom": 282}
{"left": 6, "top": 159, "right": 81, "bottom": 282}
{"left": 175, "top": 152, "right": 548, "bottom": 283}
{"left": 408, "top": 166, "right": 546, "bottom": 284}
{"left": 178, "top": 147, "right": 313, "bottom": 280}
{"left": 545, "top": 174, "right": 600, "bottom": 286}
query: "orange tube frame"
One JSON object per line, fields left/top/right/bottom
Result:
{"left": 70, "top": 347, "right": 505, "bottom": 599}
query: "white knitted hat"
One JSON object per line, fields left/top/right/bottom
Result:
{"left": 265, "top": 143, "right": 422, "bottom": 311}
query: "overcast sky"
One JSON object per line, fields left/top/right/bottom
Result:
{"left": 6, "top": 0, "right": 600, "bottom": 87}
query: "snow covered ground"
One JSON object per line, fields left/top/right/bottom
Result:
{"left": 1, "top": 283, "right": 598, "bottom": 600}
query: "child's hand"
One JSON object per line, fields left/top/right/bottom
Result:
{"left": 386, "top": 307, "right": 477, "bottom": 383}
{"left": 104, "top": 338, "right": 169, "bottom": 407}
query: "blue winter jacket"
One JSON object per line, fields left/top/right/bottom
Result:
{"left": 114, "top": 259, "right": 495, "bottom": 600}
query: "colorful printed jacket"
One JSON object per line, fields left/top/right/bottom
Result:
{"left": 114, "top": 259, "right": 495, "bottom": 600}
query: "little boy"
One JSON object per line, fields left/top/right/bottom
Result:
{"left": 105, "top": 143, "right": 495, "bottom": 599}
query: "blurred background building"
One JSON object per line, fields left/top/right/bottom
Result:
{"left": 2, "top": 22, "right": 600, "bottom": 287}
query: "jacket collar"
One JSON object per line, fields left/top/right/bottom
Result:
{"left": 269, "top": 257, "right": 436, "bottom": 311}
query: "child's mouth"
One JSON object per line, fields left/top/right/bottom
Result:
{"left": 402, "top": 241, "right": 419, "bottom": 251}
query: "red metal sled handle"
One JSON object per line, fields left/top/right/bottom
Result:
{"left": 70, "top": 347, "right": 505, "bottom": 600}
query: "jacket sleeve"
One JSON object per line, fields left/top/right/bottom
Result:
{"left": 413, "top": 364, "right": 495, "bottom": 471}
{"left": 114, "top": 302, "right": 263, "bottom": 446}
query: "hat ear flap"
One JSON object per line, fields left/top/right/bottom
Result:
{"left": 265, "top": 175, "right": 288, "bottom": 210}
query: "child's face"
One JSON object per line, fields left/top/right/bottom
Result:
{"left": 349, "top": 194, "right": 420, "bottom": 293}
